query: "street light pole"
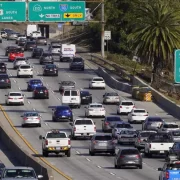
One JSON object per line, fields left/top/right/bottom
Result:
{"left": 101, "top": 0, "right": 105, "bottom": 58}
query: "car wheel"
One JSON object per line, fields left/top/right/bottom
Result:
{"left": 27, "top": 88, "right": 30, "bottom": 92}
{"left": 117, "top": 111, "right": 119, "bottom": 115}
{"left": 56, "top": 73, "right": 58, "bottom": 76}
{"left": 31, "top": 75, "right": 33, "bottom": 78}
{"left": 81, "top": 68, "right": 84, "bottom": 71}
{"left": 38, "top": 124, "right": 41, "bottom": 127}
{"left": 22, "top": 124, "right": 25, "bottom": 128}
{"left": 139, "top": 165, "right": 142, "bottom": 169}
{"left": 66, "top": 149, "right": 71, "bottom": 157}
{"left": 78, "top": 105, "right": 81, "bottom": 109}
{"left": 70, "top": 116, "right": 73, "bottom": 122}
{"left": 111, "top": 151, "right": 115, "bottom": 156}
{"left": 46, "top": 96, "right": 49, "bottom": 99}
{"left": 8, "top": 86, "right": 11, "bottom": 89}
{"left": 42, "top": 151, "right": 48, "bottom": 157}
{"left": 89, "top": 150, "right": 94, "bottom": 156}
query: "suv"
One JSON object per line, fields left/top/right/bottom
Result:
{"left": 0, "top": 63, "right": 7, "bottom": 73}
{"left": 13, "top": 57, "right": 28, "bottom": 69}
{"left": 62, "top": 89, "right": 81, "bottom": 108}
{"left": 39, "top": 52, "right": 54, "bottom": 64}
{"left": 69, "top": 57, "right": 84, "bottom": 71}
{"left": 48, "top": 43, "right": 61, "bottom": 55}
{"left": 0, "top": 74, "right": 11, "bottom": 88}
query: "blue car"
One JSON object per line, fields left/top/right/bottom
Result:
{"left": 52, "top": 106, "right": 73, "bottom": 122}
{"left": 27, "top": 79, "right": 43, "bottom": 91}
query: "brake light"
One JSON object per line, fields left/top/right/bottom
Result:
{"left": 34, "top": 90, "right": 38, "bottom": 93}
{"left": 119, "top": 106, "right": 122, "bottom": 108}
{"left": 133, "top": 106, "right": 135, "bottom": 108}
{"left": 6, "top": 79, "right": 10, "bottom": 83}
{"left": 136, "top": 155, "right": 140, "bottom": 158}
{"left": 105, "top": 122, "right": 109, "bottom": 125}
{"left": 36, "top": 117, "right": 40, "bottom": 120}
{"left": 44, "top": 90, "right": 48, "bottom": 93}
{"left": 74, "top": 127, "right": 76, "bottom": 131}
{"left": 111, "top": 140, "right": 115, "bottom": 144}
{"left": 68, "top": 139, "right": 71, "bottom": 145}
{"left": 149, "top": 144, "right": 151, "bottom": 148}
{"left": 45, "top": 140, "right": 48, "bottom": 145}
{"left": 68, "top": 110, "right": 72, "bottom": 113}
{"left": 100, "top": 108, "right": 105, "bottom": 111}
{"left": 120, "top": 155, "right": 124, "bottom": 158}
{"left": 144, "top": 114, "right": 148, "bottom": 116}
{"left": 138, "top": 138, "right": 141, "bottom": 143}
{"left": 8, "top": 97, "right": 13, "bottom": 99}
{"left": 165, "top": 171, "right": 169, "bottom": 179}
{"left": 23, "top": 117, "right": 28, "bottom": 120}
{"left": 93, "top": 140, "right": 97, "bottom": 144}
{"left": 94, "top": 126, "right": 96, "bottom": 131}
{"left": 18, "top": 97, "right": 23, "bottom": 99}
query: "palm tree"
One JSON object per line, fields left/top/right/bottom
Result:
{"left": 128, "top": 0, "right": 180, "bottom": 83}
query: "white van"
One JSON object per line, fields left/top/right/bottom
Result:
{"left": 62, "top": 89, "right": 81, "bottom": 108}
{"left": 26, "top": 25, "right": 37, "bottom": 37}
{"left": 60, "top": 44, "right": 76, "bottom": 62}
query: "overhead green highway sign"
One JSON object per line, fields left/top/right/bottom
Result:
{"left": 0, "top": 2, "right": 26, "bottom": 22}
{"left": 28, "top": 1, "right": 85, "bottom": 22}
{"left": 174, "top": 49, "right": 180, "bottom": 83}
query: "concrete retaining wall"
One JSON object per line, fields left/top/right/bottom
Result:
{"left": 0, "top": 123, "right": 54, "bottom": 180}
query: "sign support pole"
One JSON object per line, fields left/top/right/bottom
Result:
{"left": 101, "top": 0, "right": 105, "bottom": 58}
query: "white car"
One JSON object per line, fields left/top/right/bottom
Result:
{"left": 89, "top": 77, "right": 105, "bottom": 89}
{"left": 5, "top": 92, "right": 24, "bottom": 105}
{"left": 21, "top": 111, "right": 41, "bottom": 127}
{"left": 128, "top": 109, "right": 148, "bottom": 123}
{"left": 13, "top": 57, "right": 28, "bottom": 69}
{"left": 117, "top": 100, "right": 135, "bottom": 115}
{"left": 17, "top": 64, "right": 33, "bottom": 78}
{"left": 85, "top": 103, "right": 106, "bottom": 117}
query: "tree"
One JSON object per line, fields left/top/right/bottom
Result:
{"left": 128, "top": 0, "right": 180, "bottom": 83}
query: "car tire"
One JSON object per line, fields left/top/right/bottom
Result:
{"left": 52, "top": 116, "right": 56, "bottom": 122}
{"left": 111, "top": 151, "right": 115, "bottom": 156}
{"left": 70, "top": 116, "right": 73, "bottom": 122}
{"left": 89, "top": 150, "right": 94, "bottom": 156}
{"left": 56, "top": 73, "right": 58, "bottom": 76}
{"left": 66, "top": 149, "right": 71, "bottom": 157}
{"left": 8, "top": 86, "right": 11, "bottom": 89}
{"left": 78, "top": 105, "right": 81, "bottom": 109}
{"left": 38, "top": 124, "right": 41, "bottom": 127}
{"left": 114, "top": 164, "right": 118, "bottom": 169}
{"left": 22, "top": 124, "right": 25, "bottom": 128}
{"left": 43, "top": 151, "right": 48, "bottom": 157}
{"left": 46, "top": 96, "right": 49, "bottom": 99}
{"left": 81, "top": 68, "right": 84, "bottom": 71}
{"left": 139, "top": 165, "right": 142, "bottom": 169}
{"left": 31, "top": 75, "right": 33, "bottom": 78}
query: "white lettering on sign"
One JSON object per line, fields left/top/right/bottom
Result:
{"left": 44, "top": 6, "right": 55, "bottom": 10}
{"left": 45, "top": 14, "right": 60, "bottom": 18}
{"left": 2, "top": 16, "right": 13, "bottom": 20}
{"left": 0, "top": 9, "right": 3, "bottom": 15}
{"left": 70, "top": 6, "right": 81, "bottom": 10}
{"left": 6, "top": 11, "right": 17, "bottom": 14}
{"left": 0, "top": 4, "right": 3, "bottom": 7}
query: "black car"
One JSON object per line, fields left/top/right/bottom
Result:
{"left": 5, "top": 46, "right": 18, "bottom": 56}
{"left": 18, "top": 38, "right": 26, "bottom": 47}
{"left": 43, "top": 64, "right": 58, "bottom": 76}
{"left": 166, "top": 142, "right": 180, "bottom": 162}
{"left": 36, "top": 36, "right": 47, "bottom": 45}
{"left": 31, "top": 48, "right": 43, "bottom": 58}
{"left": 33, "top": 86, "right": 49, "bottom": 99}
{"left": 0, "top": 74, "right": 11, "bottom": 88}
{"left": 80, "top": 90, "right": 92, "bottom": 104}
{"left": 0, "top": 62, "right": 7, "bottom": 73}
{"left": 24, "top": 41, "right": 37, "bottom": 51}
{"left": 69, "top": 57, "right": 84, "bottom": 71}
{"left": 39, "top": 52, "right": 54, "bottom": 64}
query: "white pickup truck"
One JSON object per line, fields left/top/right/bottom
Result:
{"left": 70, "top": 118, "right": 96, "bottom": 140}
{"left": 39, "top": 129, "right": 71, "bottom": 157}
{"left": 144, "top": 133, "right": 174, "bottom": 158}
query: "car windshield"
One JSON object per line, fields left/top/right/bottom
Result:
{"left": 73, "top": 58, "right": 82, "bottom": 62}
{"left": 52, "top": 46, "right": 60, "bottom": 48}
{"left": 35, "top": 48, "right": 43, "bottom": 52}
{"left": 20, "top": 66, "right": 30, "bottom": 69}
{"left": 106, "top": 93, "right": 118, "bottom": 96}
{"left": 140, "top": 132, "right": 156, "bottom": 137}
{"left": 9, "top": 93, "right": 21, "bottom": 96}
{"left": 47, "top": 133, "right": 66, "bottom": 138}
{"left": 163, "top": 124, "right": 179, "bottom": 128}
{"left": 80, "top": 91, "right": 89, "bottom": 96}
{"left": 35, "top": 87, "right": 46, "bottom": 90}
{"left": 95, "top": 135, "right": 112, "bottom": 141}
{"left": 3, "top": 169, "right": 36, "bottom": 178}
{"left": 121, "top": 149, "right": 139, "bottom": 155}
{"left": 148, "top": 134, "right": 173, "bottom": 142}
{"left": 12, "top": 49, "right": 22, "bottom": 53}
{"left": 61, "top": 81, "right": 75, "bottom": 86}
{"left": 93, "top": 78, "right": 103, "bottom": 81}
{"left": 43, "top": 53, "right": 51, "bottom": 57}
{"left": 134, "top": 110, "right": 146, "bottom": 113}
{"left": 90, "top": 105, "right": 102, "bottom": 108}
{"left": 19, "top": 38, "right": 26, "bottom": 41}
{"left": 75, "top": 120, "right": 93, "bottom": 125}
{"left": 25, "top": 113, "right": 38, "bottom": 117}
{"left": 121, "top": 102, "right": 133, "bottom": 106}
{"left": 173, "top": 143, "right": 180, "bottom": 149}
{"left": 56, "top": 106, "right": 69, "bottom": 111}
{"left": 106, "top": 117, "right": 121, "bottom": 122}
{"left": 116, "top": 124, "right": 131, "bottom": 128}
{"left": 172, "top": 131, "right": 180, "bottom": 136}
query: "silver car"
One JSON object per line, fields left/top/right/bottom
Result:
{"left": 21, "top": 111, "right": 41, "bottom": 127}
{"left": 103, "top": 92, "right": 120, "bottom": 104}
{"left": 0, "top": 166, "right": 43, "bottom": 179}
{"left": 170, "top": 130, "right": 180, "bottom": 142}
{"left": 89, "top": 134, "right": 115, "bottom": 156}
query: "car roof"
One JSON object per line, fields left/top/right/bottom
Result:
{"left": 121, "top": 100, "right": 134, "bottom": 102}
{"left": 75, "top": 118, "right": 93, "bottom": 121}
{"left": 93, "top": 77, "right": 103, "bottom": 79}
{"left": 9, "top": 92, "right": 22, "bottom": 94}
{"left": 115, "top": 121, "right": 129, "bottom": 124}
{"left": 89, "top": 103, "right": 102, "bottom": 105}
{"left": 29, "top": 79, "right": 41, "bottom": 82}
{"left": 5, "top": 166, "right": 34, "bottom": 170}
{"left": 146, "top": 116, "right": 163, "bottom": 119}
{"left": 120, "top": 147, "right": 138, "bottom": 151}
{"left": 133, "top": 108, "right": 146, "bottom": 111}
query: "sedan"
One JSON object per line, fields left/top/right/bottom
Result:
{"left": 89, "top": 134, "right": 115, "bottom": 156}
{"left": 114, "top": 148, "right": 142, "bottom": 169}
{"left": 27, "top": 79, "right": 43, "bottom": 91}
{"left": 117, "top": 100, "right": 135, "bottom": 115}
{"left": 0, "top": 63, "right": 7, "bottom": 73}
{"left": 80, "top": 90, "right": 92, "bottom": 104}
{"left": 36, "top": 36, "right": 47, "bottom": 45}
{"left": 13, "top": 57, "right": 28, "bottom": 69}
{"left": 128, "top": 108, "right": 148, "bottom": 124}
{"left": 89, "top": 77, "right": 105, "bottom": 89}
{"left": 24, "top": 41, "right": 37, "bottom": 51}
{"left": 158, "top": 122, "right": 179, "bottom": 132}
{"left": 39, "top": 52, "right": 54, "bottom": 65}
{"left": 42, "top": 64, "right": 58, "bottom": 76}
{"left": 5, "top": 92, "right": 24, "bottom": 105}
{"left": 17, "top": 65, "right": 33, "bottom": 78}
{"left": 52, "top": 106, "right": 73, "bottom": 121}
{"left": 18, "top": 38, "right": 26, "bottom": 47}
{"left": 21, "top": 111, "right": 41, "bottom": 127}
{"left": 85, "top": 103, "right": 106, "bottom": 117}
{"left": 33, "top": 86, "right": 49, "bottom": 99}
{"left": 0, "top": 74, "right": 11, "bottom": 89}
{"left": 31, "top": 47, "right": 43, "bottom": 58}
{"left": 103, "top": 92, "right": 120, "bottom": 104}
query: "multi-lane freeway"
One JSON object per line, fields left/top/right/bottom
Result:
{"left": 0, "top": 39, "right": 177, "bottom": 180}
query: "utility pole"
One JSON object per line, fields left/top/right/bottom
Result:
{"left": 101, "top": 0, "right": 105, "bottom": 58}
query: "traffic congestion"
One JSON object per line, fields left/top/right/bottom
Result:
{"left": 1, "top": 27, "right": 180, "bottom": 180}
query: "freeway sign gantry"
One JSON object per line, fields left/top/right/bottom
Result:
{"left": 0, "top": 1, "right": 26, "bottom": 22}
{"left": 28, "top": 1, "right": 85, "bottom": 22}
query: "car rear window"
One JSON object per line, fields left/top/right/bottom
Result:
{"left": 0, "top": 75, "right": 8, "bottom": 79}
{"left": 121, "top": 149, "right": 139, "bottom": 155}
{"left": 46, "top": 65, "right": 56, "bottom": 68}
{"left": 140, "top": 132, "right": 156, "bottom": 137}
{"left": 20, "top": 66, "right": 30, "bottom": 69}
{"left": 95, "top": 135, "right": 112, "bottom": 141}
{"left": 90, "top": 105, "right": 102, "bottom": 108}
{"left": 106, "top": 93, "right": 118, "bottom": 96}
{"left": 46, "top": 133, "right": 66, "bottom": 138}
{"left": 35, "top": 87, "right": 46, "bottom": 90}
{"left": 75, "top": 120, "right": 93, "bottom": 125}
{"left": 25, "top": 113, "right": 38, "bottom": 117}
{"left": 61, "top": 81, "right": 75, "bottom": 86}
{"left": 73, "top": 58, "right": 83, "bottom": 62}
{"left": 64, "top": 91, "right": 70, "bottom": 96}
{"left": 80, "top": 91, "right": 89, "bottom": 96}
{"left": 106, "top": 117, "right": 121, "bottom": 121}
{"left": 35, "top": 48, "right": 43, "bottom": 52}
{"left": 31, "top": 80, "right": 41, "bottom": 84}
{"left": 71, "top": 91, "right": 78, "bottom": 96}
{"left": 93, "top": 78, "right": 103, "bottom": 81}
{"left": 27, "top": 41, "right": 36, "bottom": 45}
{"left": 9, "top": 93, "right": 21, "bottom": 96}
{"left": 167, "top": 164, "right": 180, "bottom": 170}
{"left": 116, "top": 124, "right": 132, "bottom": 128}
{"left": 134, "top": 110, "right": 146, "bottom": 113}
{"left": 56, "top": 106, "right": 69, "bottom": 111}
{"left": 148, "top": 134, "right": 173, "bottom": 142}
{"left": 172, "top": 131, "right": 180, "bottom": 136}
{"left": 52, "top": 46, "right": 60, "bottom": 48}
{"left": 163, "top": 124, "right": 179, "bottom": 128}
{"left": 123, "top": 130, "right": 136, "bottom": 135}
{"left": 148, "top": 117, "right": 163, "bottom": 122}
{"left": 121, "top": 102, "right": 133, "bottom": 106}
{"left": 38, "top": 37, "right": 46, "bottom": 39}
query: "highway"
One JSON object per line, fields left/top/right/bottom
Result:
{"left": 0, "top": 39, "right": 177, "bottom": 180}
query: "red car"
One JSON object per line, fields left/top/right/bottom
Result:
{"left": 8, "top": 48, "right": 24, "bottom": 62}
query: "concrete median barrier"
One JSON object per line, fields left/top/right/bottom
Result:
{"left": 0, "top": 122, "right": 54, "bottom": 180}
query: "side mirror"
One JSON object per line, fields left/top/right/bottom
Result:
{"left": 157, "top": 168, "right": 162, "bottom": 171}
{"left": 68, "top": 135, "right": 71, "bottom": 138}
{"left": 37, "top": 175, "right": 43, "bottom": 179}
{"left": 39, "top": 135, "right": 43, "bottom": 140}
{"left": 94, "top": 122, "right": 96, "bottom": 125}
{"left": 20, "top": 115, "right": 23, "bottom": 117}
{"left": 69, "top": 122, "right": 73, "bottom": 126}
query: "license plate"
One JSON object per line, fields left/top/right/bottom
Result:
{"left": 62, "top": 116, "right": 65, "bottom": 118}
{"left": 127, "top": 161, "right": 135, "bottom": 164}
{"left": 14, "top": 98, "right": 17, "bottom": 100}
{"left": 126, "top": 107, "right": 129, "bottom": 109}
{"left": 56, "top": 147, "right": 60, "bottom": 150}
{"left": 71, "top": 98, "right": 76, "bottom": 100}
{"left": 82, "top": 97, "right": 86, "bottom": 99}
{"left": 99, "top": 143, "right": 106, "bottom": 146}
{"left": 160, "top": 151, "right": 164, "bottom": 153}
{"left": 40, "top": 92, "right": 43, "bottom": 93}
{"left": 50, "top": 69, "right": 53, "bottom": 71}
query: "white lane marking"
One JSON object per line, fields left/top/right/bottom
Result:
{"left": 57, "top": 63, "right": 59, "bottom": 66}
{"left": 13, "top": 79, "right": 16, "bottom": 83}
{"left": 18, "top": 87, "right": 21, "bottom": 90}
{"left": 57, "top": 97, "right": 61, "bottom": 101}
{"left": 27, "top": 101, "right": 30, "bottom": 104}
{"left": 156, "top": 114, "right": 158, "bottom": 115}
{"left": 68, "top": 75, "right": 70, "bottom": 77}
{"left": 86, "top": 158, "right": 91, "bottom": 162}
{"left": 76, "top": 151, "right": 80, "bottom": 154}
{"left": 46, "top": 84, "right": 49, "bottom": 86}
{"left": 33, "top": 108, "right": 36, "bottom": 111}
{"left": 97, "top": 165, "right": 101, "bottom": 169}
{"left": 44, "top": 123, "right": 48, "bottom": 126}
{"left": 9, "top": 73, "right": 12, "bottom": 76}
{"left": 51, "top": 90, "right": 54, "bottom": 93}
{"left": 110, "top": 172, "right": 115, "bottom": 176}
{"left": 41, "top": 77, "right": 43, "bottom": 80}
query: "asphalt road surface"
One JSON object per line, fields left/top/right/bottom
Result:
{"left": 0, "top": 39, "right": 177, "bottom": 180}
